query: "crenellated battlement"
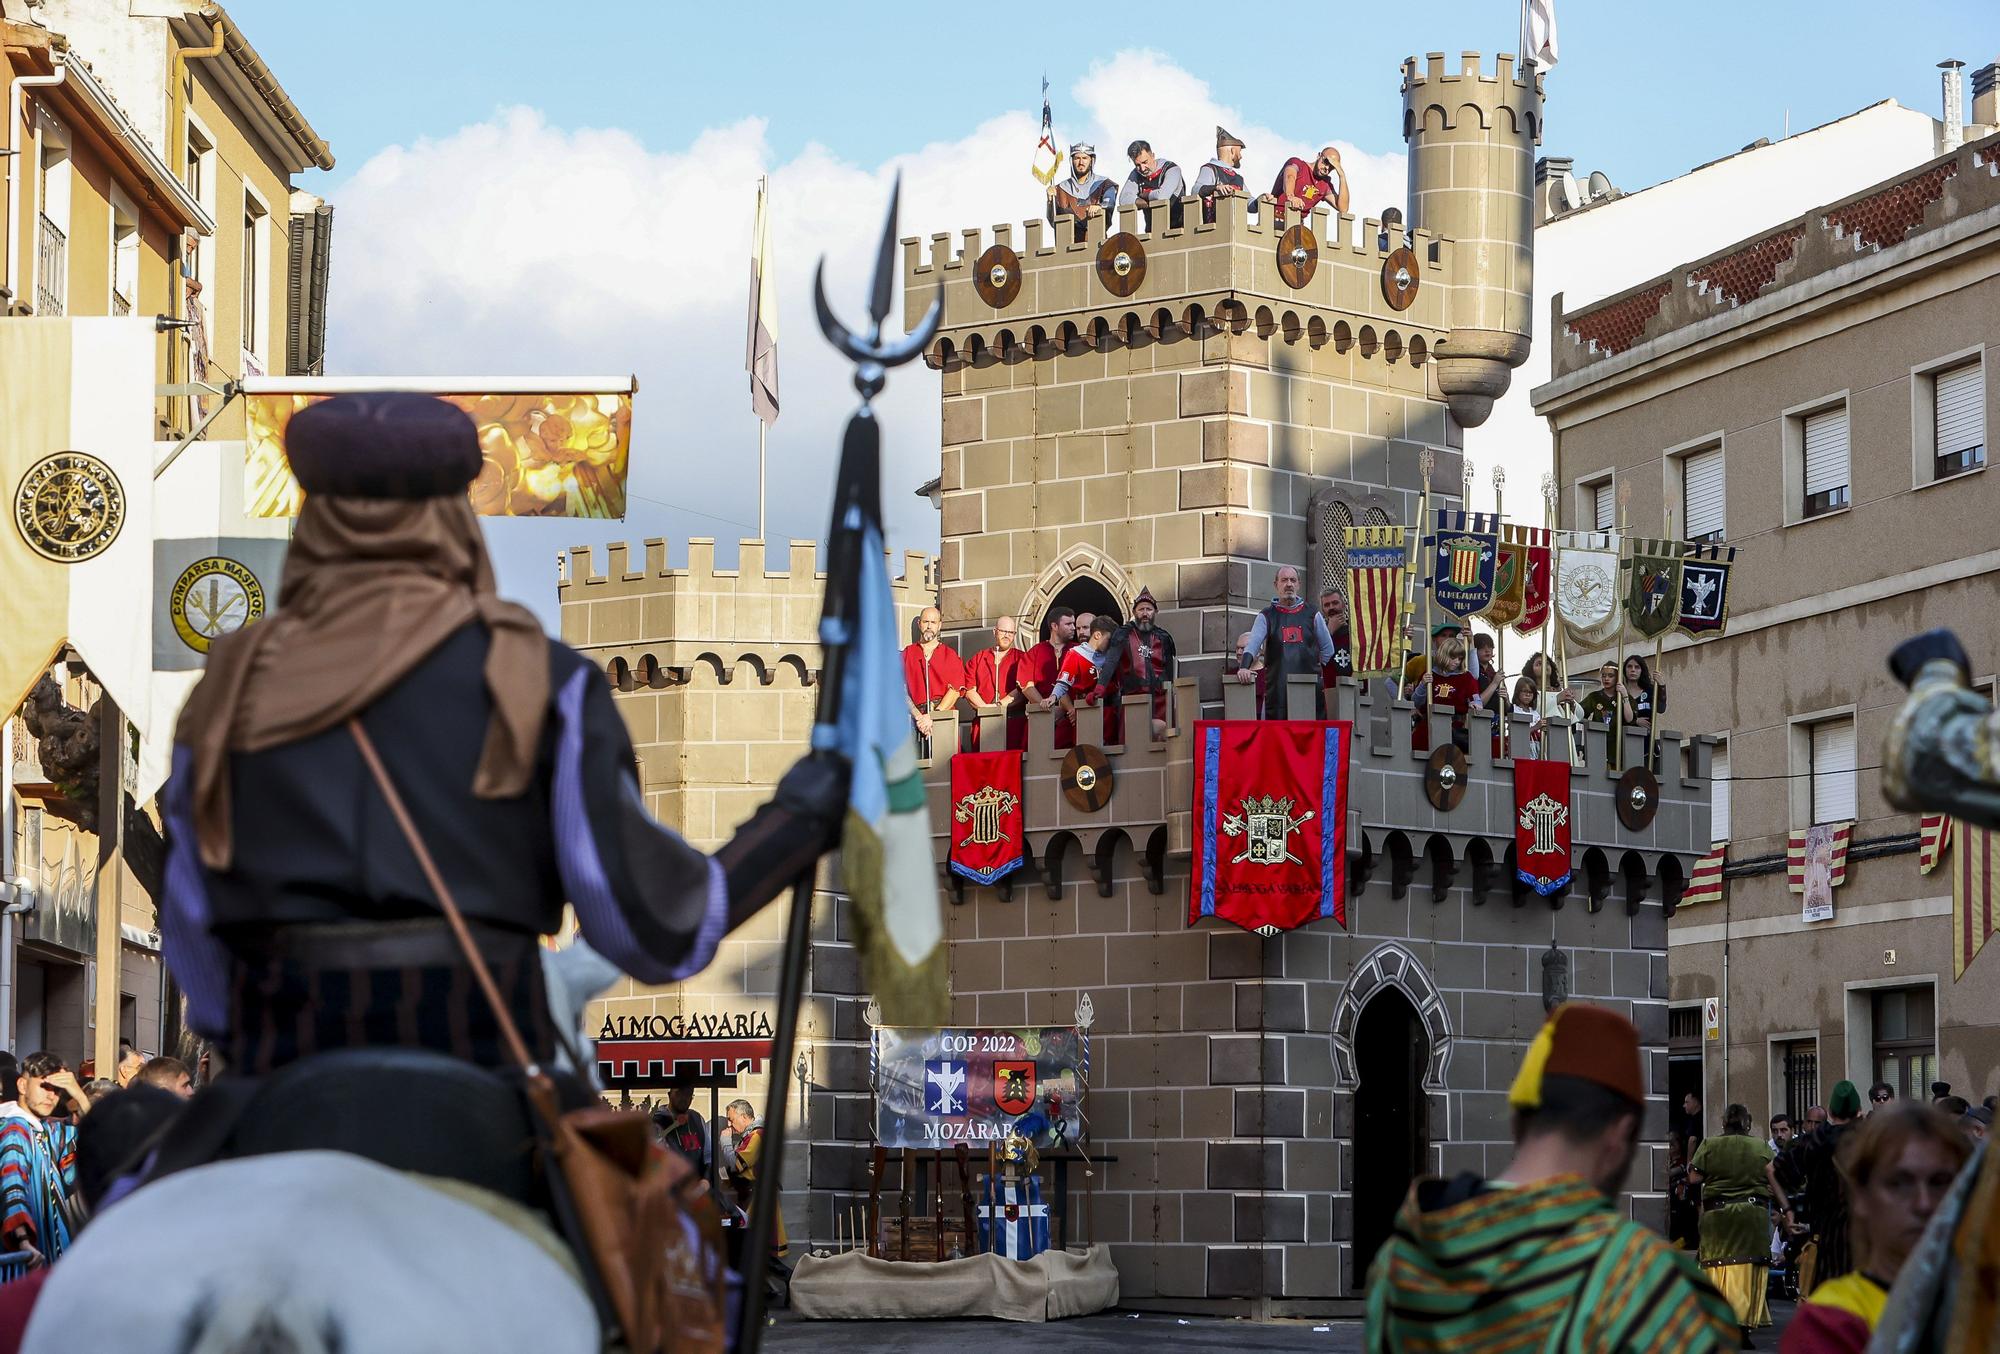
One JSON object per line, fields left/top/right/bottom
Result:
{"left": 902, "top": 192, "right": 1455, "bottom": 362}
{"left": 1400, "top": 51, "right": 1545, "bottom": 141}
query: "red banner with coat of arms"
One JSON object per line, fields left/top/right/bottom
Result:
{"left": 1190, "top": 721, "right": 1350, "bottom": 935}
{"left": 949, "top": 751, "right": 1025, "bottom": 884}
{"left": 1514, "top": 757, "right": 1572, "bottom": 896}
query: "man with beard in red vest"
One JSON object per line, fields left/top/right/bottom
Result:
{"left": 1234, "top": 565, "right": 1335, "bottom": 720}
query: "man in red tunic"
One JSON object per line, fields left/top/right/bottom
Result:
{"left": 1271, "top": 145, "right": 1350, "bottom": 218}
{"left": 903, "top": 605, "right": 966, "bottom": 758}
{"left": 1019, "top": 606, "right": 1074, "bottom": 729}
{"left": 1103, "top": 587, "right": 1176, "bottom": 744}
{"left": 966, "top": 614, "right": 1029, "bottom": 751}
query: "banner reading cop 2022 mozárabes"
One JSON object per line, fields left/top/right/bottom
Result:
{"left": 242, "top": 378, "right": 637, "bottom": 519}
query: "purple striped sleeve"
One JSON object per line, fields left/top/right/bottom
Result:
{"left": 551, "top": 666, "right": 726, "bottom": 983}
{"left": 159, "top": 746, "right": 232, "bottom": 1037}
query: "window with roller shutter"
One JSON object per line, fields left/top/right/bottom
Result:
{"left": 1802, "top": 407, "right": 1849, "bottom": 518}
{"left": 1710, "top": 742, "right": 1730, "bottom": 844}
{"left": 1809, "top": 717, "right": 1856, "bottom": 824}
{"left": 1681, "top": 446, "right": 1725, "bottom": 542}
{"left": 1934, "top": 362, "right": 1985, "bottom": 479}
{"left": 1591, "top": 480, "right": 1614, "bottom": 531}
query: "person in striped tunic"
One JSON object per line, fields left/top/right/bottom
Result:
{"left": 0, "top": 1053, "right": 92, "bottom": 1266}
{"left": 1365, "top": 1003, "right": 1738, "bottom": 1352}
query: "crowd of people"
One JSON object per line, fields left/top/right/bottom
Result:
{"left": 1661, "top": 1079, "right": 1993, "bottom": 1348}
{"left": 1045, "top": 128, "right": 1352, "bottom": 238}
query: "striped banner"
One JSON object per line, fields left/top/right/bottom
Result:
{"left": 1343, "top": 524, "right": 1408, "bottom": 679}
{"left": 1919, "top": 814, "right": 1953, "bottom": 875}
{"left": 1788, "top": 822, "right": 1853, "bottom": 924}
{"left": 1681, "top": 846, "right": 1726, "bottom": 907}
{"left": 1954, "top": 821, "right": 1998, "bottom": 980}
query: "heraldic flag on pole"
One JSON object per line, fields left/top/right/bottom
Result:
{"left": 1191, "top": 720, "right": 1350, "bottom": 934}
{"left": 747, "top": 177, "right": 780, "bottom": 425}
{"left": 1343, "top": 524, "right": 1407, "bottom": 679}
{"left": 1032, "top": 76, "right": 1061, "bottom": 185}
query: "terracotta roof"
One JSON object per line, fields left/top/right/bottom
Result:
{"left": 1565, "top": 281, "right": 1670, "bottom": 356}
{"left": 1688, "top": 226, "right": 1805, "bottom": 307}
{"left": 1824, "top": 161, "right": 1957, "bottom": 251}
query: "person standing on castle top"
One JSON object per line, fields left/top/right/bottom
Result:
{"left": 1050, "top": 615, "right": 1114, "bottom": 748}
{"left": 1234, "top": 565, "right": 1335, "bottom": 720}
{"left": 966, "top": 614, "right": 1029, "bottom": 751}
{"left": 1236, "top": 631, "right": 1268, "bottom": 711}
{"left": 1193, "top": 127, "right": 1248, "bottom": 225}
{"left": 1364, "top": 1003, "right": 1740, "bottom": 1353}
{"left": 1046, "top": 143, "right": 1116, "bottom": 242}
{"left": 158, "top": 393, "right": 851, "bottom": 1076}
{"left": 1118, "top": 141, "right": 1185, "bottom": 231}
{"left": 903, "top": 605, "right": 967, "bottom": 759}
{"left": 1102, "top": 588, "right": 1177, "bottom": 744}
{"left": 1272, "top": 146, "right": 1351, "bottom": 218}
{"left": 1318, "top": 590, "right": 1353, "bottom": 688}
{"left": 1019, "top": 606, "right": 1074, "bottom": 725}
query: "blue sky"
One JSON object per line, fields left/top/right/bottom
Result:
{"left": 220, "top": 0, "right": 2000, "bottom": 623}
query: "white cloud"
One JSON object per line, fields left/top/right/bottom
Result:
{"left": 324, "top": 53, "right": 1407, "bottom": 627}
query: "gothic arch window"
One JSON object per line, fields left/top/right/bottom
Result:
{"left": 1331, "top": 941, "right": 1453, "bottom": 1091}
{"left": 1015, "top": 544, "right": 1139, "bottom": 640}
{"left": 1309, "top": 486, "right": 1397, "bottom": 602}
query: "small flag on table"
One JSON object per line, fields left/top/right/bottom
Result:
{"left": 978, "top": 1175, "right": 1050, "bottom": 1261}
{"left": 1681, "top": 846, "right": 1726, "bottom": 907}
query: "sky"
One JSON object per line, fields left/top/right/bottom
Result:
{"left": 220, "top": 0, "right": 2000, "bottom": 626}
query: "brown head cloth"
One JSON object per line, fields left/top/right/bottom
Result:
{"left": 177, "top": 394, "right": 548, "bottom": 870}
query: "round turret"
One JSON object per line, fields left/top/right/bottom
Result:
{"left": 1401, "top": 51, "right": 1543, "bottom": 427}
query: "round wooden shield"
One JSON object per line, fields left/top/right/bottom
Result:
{"left": 1277, "top": 224, "right": 1318, "bottom": 289}
{"left": 1616, "top": 766, "right": 1662, "bottom": 831}
{"left": 1062, "top": 745, "right": 1115, "bottom": 813}
{"left": 1095, "top": 233, "right": 1146, "bottom": 298}
{"left": 1425, "top": 745, "right": 1469, "bottom": 812}
{"left": 1382, "top": 246, "right": 1420, "bottom": 310}
{"left": 973, "top": 244, "right": 1022, "bottom": 308}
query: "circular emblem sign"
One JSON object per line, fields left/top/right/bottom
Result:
{"left": 1094, "top": 233, "right": 1147, "bottom": 298}
{"left": 1382, "top": 246, "right": 1420, "bottom": 310}
{"left": 171, "top": 555, "right": 267, "bottom": 655}
{"left": 1061, "top": 744, "right": 1114, "bottom": 813}
{"left": 1277, "top": 224, "right": 1318, "bottom": 289}
{"left": 972, "top": 244, "right": 1022, "bottom": 308}
{"left": 15, "top": 451, "right": 126, "bottom": 562}
{"left": 1616, "top": 766, "right": 1661, "bottom": 831}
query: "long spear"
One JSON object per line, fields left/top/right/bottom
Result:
{"left": 738, "top": 178, "right": 942, "bottom": 1349}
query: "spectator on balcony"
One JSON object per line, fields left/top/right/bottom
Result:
{"left": 966, "top": 615, "right": 1029, "bottom": 751}
{"left": 1117, "top": 141, "right": 1185, "bottom": 230}
{"left": 1271, "top": 145, "right": 1350, "bottom": 218}
{"left": 1193, "top": 127, "right": 1248, "bottom": 225}
{"left": 1234, "top": 565, "right": 1334, "bottom": 720}
{"left": 1620, "top": 655, "right": 1663, "bottom": 736}
{"left": 1412, "top": 634, "right": 1480, "bottom": 754}
{"left": 1102, "top": 588, "right": 1176, "bottom": 744}
{"left": 1019, "top": 607, "right": 1075, "bottom": 720}
{"left": 1579, "top": 662, "right": 1619, "bottom": 726}
{"left": 1235, "top": 630, "right": 1267, "bottom": 712}
{"left": 1473, "top": 634, "right": 1504, "bottom": 710}
{"left": 902, "top": 606, "right": 966, "bottom": 760}
{"left": 1498, "top": 676, "right": 1542, "bottom": 758}
{"left": 1318, "top": 590, "right": 1353, "bottom": 688}
{"left": 1046, "top": 143, "right": 1116, "bottom": 242}
{"left": 1400, "top": 621, "right": 1464, "bottom": 698}
{"left": 1521, "top": 653, "right": 1580, "bottom": 721}
{"left": 1049, "top": 615, "right": 1113, "bottom": 747}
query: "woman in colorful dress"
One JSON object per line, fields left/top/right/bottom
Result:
{"left": 1687, "top": 1103, "right": 1775, "bottom": 1341}
{"left": 1781, "top": 1102, "right": 1969, "bottom": 1352}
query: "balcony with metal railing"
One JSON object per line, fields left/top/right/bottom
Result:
{"left": 35, "top": 213, "right": 65, "bottom": 316}
{"left": 111, "top": 290, "right": 131, "bottom": 316}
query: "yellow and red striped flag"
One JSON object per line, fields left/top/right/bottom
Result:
{"left": 1954, "top": 821, "right": 1999, "bottom": 980}
{"left": 1919, "top": 813, "right": 1953, "bottom": 875}
{"left": 1681, "top": 846, "right": 1725, "bottom": 907}
{"left": 1342, "top": 524, "right": 1409, "bottom": 679}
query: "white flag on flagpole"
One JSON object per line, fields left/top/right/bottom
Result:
{"left": 1521, "top": 0, "right": 1559, "bottom": 68}
{"left": 746, "top": 177, "right": 779, "bottom": 426}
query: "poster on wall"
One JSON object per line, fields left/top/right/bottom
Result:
{"left": 873, "top": 1027, "right": 1084, "bottom": 1150}
{"left": 241, "top": 377, "right": 636, "bottom": 519}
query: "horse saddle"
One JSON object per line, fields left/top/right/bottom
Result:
{"left": 144, "top": 1047, "right": 564, "bottom": 1207}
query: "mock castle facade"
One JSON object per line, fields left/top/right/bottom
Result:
{"left": 559, "top": 52, "right": 1716, "bottom": 1315}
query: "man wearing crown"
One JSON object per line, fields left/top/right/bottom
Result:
{"left": 1046, "top": 142, "right": 1116, "bottom": 242}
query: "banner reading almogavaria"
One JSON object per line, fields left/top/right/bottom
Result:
{"left": 241, "top": 376, "right": 636, "bottom": 519}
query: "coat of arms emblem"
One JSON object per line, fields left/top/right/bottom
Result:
{"left": 1221, "top": 794, "right": 1316, "bottom": 866}
{"left": 952, "top": 784, "right": 1019, "bottom": 847}
{"left": 993, "top": 1060, "right": 1037, "bottom": 1116}
{"left": 1518, "top": 792, "right": 1569, "bottom": 856}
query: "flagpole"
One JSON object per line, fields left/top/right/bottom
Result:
{"left": 1540, "top": 473, "right": 1560, "bottom": 760}
{"left": 1408, "top": 448, "right": 1435, "bottom": 699}
{"left": 759, "top": 421, "right": 767, "bottom": 542}
{"left": 1651, "top": 505, "right": 1673, "bottom": 769}
{"left": 1492, "top": 466, "right": 1507, "bottom": 697}
{"left": 1614, "top": 481, "right": 1631, "bottom": 772}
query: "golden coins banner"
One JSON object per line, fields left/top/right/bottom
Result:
{"left": 244, "top": 385, "right": 634, "bottom": 519}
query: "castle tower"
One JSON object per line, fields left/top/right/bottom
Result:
{"left": 1402, "top": 52, "right": 1543, "bottom": 427}
{"left": 910, "top": 51, "right": 1539, "bottom": 671}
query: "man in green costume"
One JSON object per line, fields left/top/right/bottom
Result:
{"left": 1365, "top": 1003, "right": 1737, "bottom": 1352}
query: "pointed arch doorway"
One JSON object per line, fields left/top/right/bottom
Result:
{"left": 1352, "top": 987, "right": 1430, "bottom": 1283}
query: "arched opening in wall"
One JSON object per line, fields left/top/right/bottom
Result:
{"left": 1352, "top": 986, "right": 1429, "bottom": 1282}
{"left": 1044, "top": 577, "right": 1123, "bottom": 637}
